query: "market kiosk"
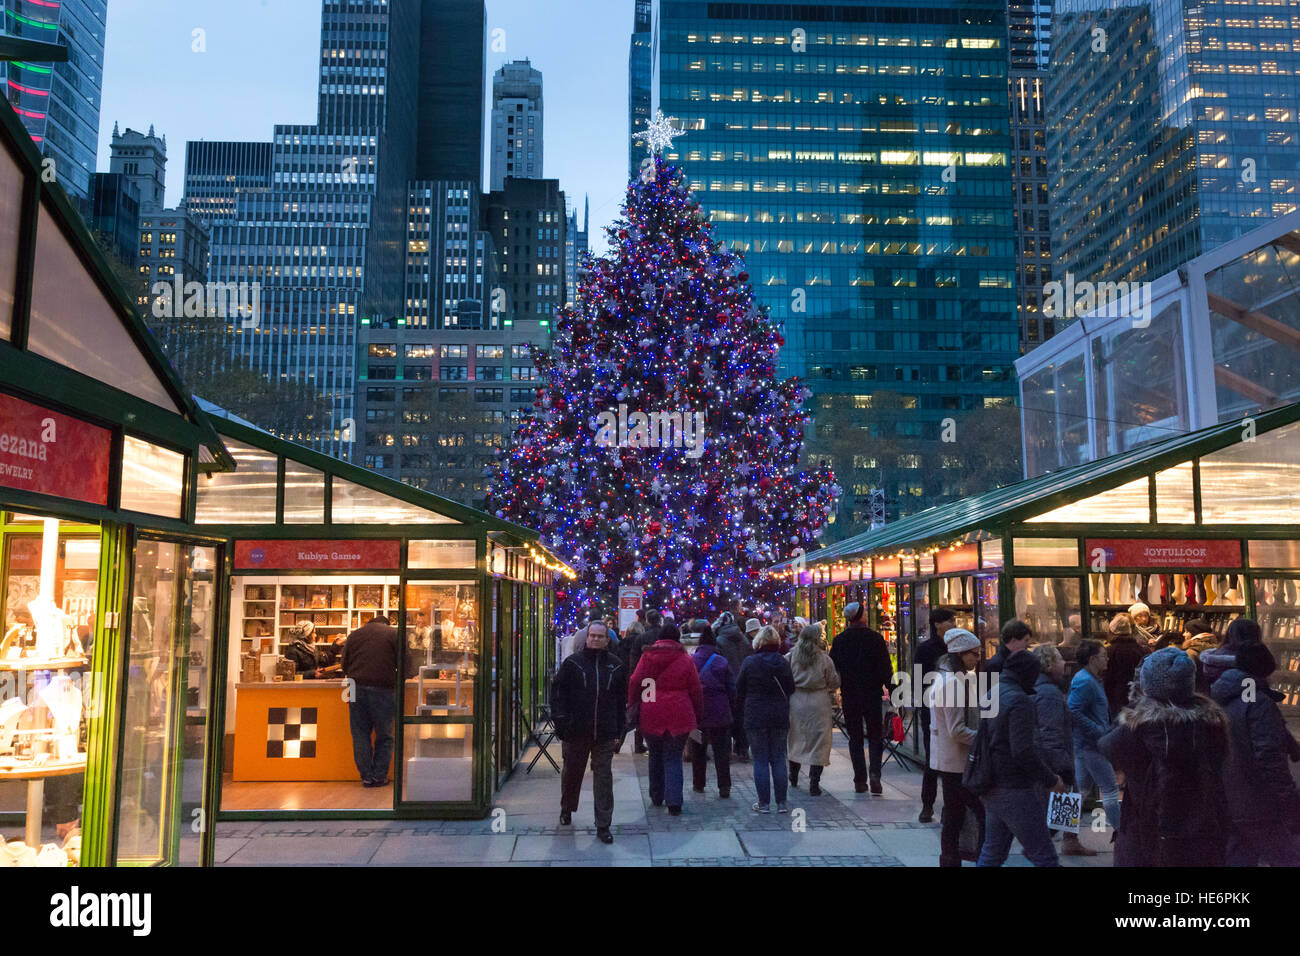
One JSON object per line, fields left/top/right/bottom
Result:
{"left": 190, "top": 412, "right": 570, "bottom": 820}
{"left": 772, "top": 402, "right": 1300, "bottom": 739}
{"left": 0, "top": 98, "right": 233, "bottom": 867}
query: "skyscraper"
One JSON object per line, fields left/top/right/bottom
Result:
{"left": 1007, "top": 0, "right": 1053, "bottom": 350}
{"left": 628, "top": 0, "right": 653, "bottom": 179}
{"left": 564, "top": 196, "right": 589, "bottom": 308}
{"left": 416, "top": 0, "right": 485, "bottom": 184}
{"left": 1, "top": 0, "right": 107, "bottom": 202}
{"left": 1047, "top": 0, "right": 1300, "bottom": 288}
{"left": 489, "top": 59, "right": 543, "bottom": 192}
{"left": 183, "top": 0, "right": 485, "bottom": 457}
{"left": 649, "top": 0, "right": 1021, "bottom": 519}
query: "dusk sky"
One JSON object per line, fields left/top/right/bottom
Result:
{"left": 96, "top": 0, "right": 632, "bottom": 254}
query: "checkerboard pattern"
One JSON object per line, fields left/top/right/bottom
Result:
{"left": 266, "top": 707, "right": 318, "bottom": 759}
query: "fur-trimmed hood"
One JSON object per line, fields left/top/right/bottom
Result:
{"left": 1116, "top": 692, "right": 1229, "bottom": 735}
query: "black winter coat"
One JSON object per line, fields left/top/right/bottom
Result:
{"left": 628, "top": 625, "right": 662, "bottom": 673}
{"left": 1099, "top": 694, "right": 1230, "bottom": 867}
{"left": 829, "top": 624, "right": 893, "bottom": 705}
{"left": 736, "top": 650, "right": 795, "bottom": 731}
{"left": 714, "top": 623, "right": 751, "bottom": 678}
{"left": 1211, "top": 668, "right": 1300, "bottom": 826}
{"left": 1103, "top": 635, "right": 1150, "bottom": 718}
{"left": 550, "top": 646, "right": 628, "bottom": 743}
{"left": 979, "top": 650, "right": 1059, "bottom": 790}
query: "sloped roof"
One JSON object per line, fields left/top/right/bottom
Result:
{"left": 770, "top": 400, "right": 1300, "bottom": 572}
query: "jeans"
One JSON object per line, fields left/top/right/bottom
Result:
{"left": 1075, "top": 746, "right": 1121, "bottom": 831}
{"left": 842, "top": 695, "right": 883, "bottom": 785}
{"left": 646, "top": 733, "right": 687, "bottom": 808}
{"left": 348, "top": 684, "right": 395, "bottom": 783}
{"left": 977, "top": 787, "right": 1060, "bottom": 867}
{"left": 560, "top": 734, "right": 617, "bottom": 828}
{"left": 919, "top": 707, "right": 938, "bottom": 809}
{"left": 1226, "top": 822, "right": 1300, "bottom": 867}
{"left": 748, "top": 725, "right": 789, "bottom": 806}
{"left": 939, "top": 770, "right": 984, "bottom": 867}
{"left": 691, "top": 727, "right": 732, "bottom": 793}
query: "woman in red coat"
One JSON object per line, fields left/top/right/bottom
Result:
{"left": 628, "top": 622, "right": 703, "bottom": 814}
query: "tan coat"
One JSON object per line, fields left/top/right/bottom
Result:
{"left": 928, "top": 658, "right": 979, "bottom": 773}
{"left": 785, "top": 649, "right": 841, "bottom": 765}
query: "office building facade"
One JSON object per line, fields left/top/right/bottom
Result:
{"left": 1047, "top": 0, "right": 1300, "bottom": 289}
{"left": 416, "top": 0, "right": 485, "bottom": 184}
{"left": 489, "top": 59, "right": 543, "bottom": 192}
{"left": 1, "top": 0, "right": 106, "bottom": 202}
{"left": 628, "top": 0, "right": 653, "bottom": 178}
{"left": 564, "top": 195, "right": 589, "bottom": 308}
{"left": 649, "top": 0, "right": 1021, "bottom": 519}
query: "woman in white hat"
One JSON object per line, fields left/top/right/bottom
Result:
{"left": 927, "top": 627, "right": 985, "bottom": 866}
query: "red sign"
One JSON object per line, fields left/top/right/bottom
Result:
{"left": 1085, "top": 538, "right": 1242, "bottom": 569}
{"left": 234, "top": 539, "right": 400, "bottom": 571}
{"left": 0, "top": 392, "right": 111, "bottom": 506}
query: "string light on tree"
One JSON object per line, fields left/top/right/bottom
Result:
{"left": 486, "top": 142, "right": 840, "bottom": 627}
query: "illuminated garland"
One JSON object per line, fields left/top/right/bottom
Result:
{"left": 487, "top": 155, "right": 841, "bottom": 626}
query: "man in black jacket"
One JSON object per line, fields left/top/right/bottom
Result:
{"left": 713, "top": 611, "right": 752, "bottom": 760}
{"left": 975, "top": 649, "right": 1068, "bottom": 866}
{"left": 914, "top": 608, "right": 957, "bottom": 821}
{"left": 829, "top": 601, "right": 894, "bottom": 794}
{"left": 342, "top": 615, "right": 399, "bottom": 787}
{"left": 550, "top": 618, "right": 628, "bottom": 843}
{"left": 627, "top": 610, "right": 663, "bottom": 753}
{"left": 986, "top": 618, "right": 1032, "bottom": 673}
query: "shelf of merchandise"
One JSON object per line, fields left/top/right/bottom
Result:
{"left": 238, "top": 580, "right": 402, "bottom": 657}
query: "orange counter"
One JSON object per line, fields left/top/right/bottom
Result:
{"left": 233, "top": 681, "right": 389, "bottom": 782}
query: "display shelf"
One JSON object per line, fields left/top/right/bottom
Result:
{"left": 0, "top": 656, "right": 90, "bottom": 672}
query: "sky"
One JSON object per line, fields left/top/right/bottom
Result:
{"left": 96, "top": 0, "right": 633, "bottom": 254}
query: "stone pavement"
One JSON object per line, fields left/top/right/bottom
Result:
{"left": 214, "top": 733, "right": 1115, "bottom": 866}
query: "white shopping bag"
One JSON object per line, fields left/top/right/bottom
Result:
{"left": 1046, "top": 790, "right": 1083, "bottom": 833}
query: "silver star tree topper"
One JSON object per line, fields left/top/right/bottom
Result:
{"left": 633, "top": 109, "right": 684, "bottom": 156}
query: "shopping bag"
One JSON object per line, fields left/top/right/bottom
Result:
{"left": 958, "top": 805, "right": 984, "bottom": 863}
{"left": 1046, "top": 790, "right": 1083, "bottom": 833}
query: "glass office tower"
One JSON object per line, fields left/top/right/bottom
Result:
{"left": 1048, "top": 0, "right": 1300, "bottom": 286}
{"left": 650, "top": 0, "right": 1020, "bottom": 518}
{"left": 629, "top": 0, "right": 654, "bottom": 178}
{"left": 1, "top": 0, "right": 107, "bottom": 202}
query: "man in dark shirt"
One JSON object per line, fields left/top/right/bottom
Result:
{"left": 342, "top": 614, "right": 399, "bottom": 787}
{"left": 914, "top": 608, "right": 957, "bottom": 822}
{"left": 829, "top": 601, "right": 894, "bottom": 794}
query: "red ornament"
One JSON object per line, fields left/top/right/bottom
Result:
{"left": 556, "top": 590, "right": 567, "bottom": 601}
{"left": 776, "top": 335, "right": 785, "bottom": 347}
{"left": 758, "top": 477, "right": 772, "bottom": 491}
{"left": 737, "top": 271, "right": 749, "bottom": 282}
{"left": 648, "top": 520, "right": 662, "bottom": 535}
{"left": 619, "top": 229, "right": 629, "bottom": 239}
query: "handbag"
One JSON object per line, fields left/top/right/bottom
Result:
{"left": 962, "top": 719, "right": 995, "bottom": 796}
{"left": 957, "top": 802, "right": 984, "bottom": 862}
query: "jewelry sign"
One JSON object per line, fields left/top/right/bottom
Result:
{"left": 0, "top": 392, "right": 111, "bottom": 506}
{"left": 234, "top": 539, "right": 401, "bottom": 571}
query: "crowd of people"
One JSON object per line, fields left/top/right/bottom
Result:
{"left": 552, "top": 600, "right": 1300, "bottom": 867}
{"left": 549, "top": 602, "right": 892, "bottom": 842}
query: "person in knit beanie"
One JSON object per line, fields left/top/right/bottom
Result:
{"left": 1099, "top": 646, "right": 1230, "bottom": 866}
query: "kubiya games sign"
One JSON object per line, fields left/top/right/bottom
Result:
{"left": 0, "top": 392, "right": 111, "bottom": 506}
{"left": 234, "top": 539, "right": 401, "bottom": 571}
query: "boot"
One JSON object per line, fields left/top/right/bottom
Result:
{"left": 809, "top": 765, "right": 823, "bottom": 796}
{"left": 1062, "top": 832, "right": 1097, "bottom": 856}
{"left": 788, "top": 761, "right": 800, "bottom": 787}
{"left": 869, "top": 772, "right": 882, "bottom": 795}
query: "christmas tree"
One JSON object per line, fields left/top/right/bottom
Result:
{"left": 488, "top": 119, "right": 840, "bottom": 624}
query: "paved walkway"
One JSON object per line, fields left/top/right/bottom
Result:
{"left": 214, "top": 734, "right": 1115, "bottom": 866}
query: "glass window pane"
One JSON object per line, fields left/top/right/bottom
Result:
{"left": 1255, "top": 577, "right": 1300, "bottom": 740}
{"left": 1154, "top": 462, "right": 1195, "bottom": 523}
{"left": 28, "top": 208, "right": 180, "bottom": 412}
{"left": 981, "top": 538, "right": 1003, "bottom": 569}
{"left": 1091, "top": 303, "right": 1188, "bottom": 459}
{"left": 120, "top": 436, "right": 185, "bottom": 518}
{"left": 1014, "top": 577, "right": 1083, "bottom": 646}
{"left": 401, "top": 582, "right": 480, "bottom": 717}
{"left": 1026, "top": 476, "right": 1150, "bottom": 524}
{"left": 1200, "top": 421, "right": 1300, "bottom": 524}
{"left": 1014, "top": 537, "right": 1079, "bottom": 566}
{"left": 408, "top": 539, "right": 476, "bottom": 569}
{"left": 402, "top": 723, "right": 472, "bottom": 802}
{"left": 333, "top": 479, "right": 458, "bottom": 524}
{"left": 282, "top": 459, "right": 324, "bottom": 524}
{"left": 177, "top": 546, "right": 217, "bottom": 865}
{"left": 0, "top": 142, "right": 23, "bottom": 341}
{"left": 196, "top": 439, "right": 277, "bottom": 524}
{"left": 1250, "top": 540, "right": 1300, "bottom": 569}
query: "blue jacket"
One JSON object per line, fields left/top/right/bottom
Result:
{"left": 1068, "top": 669, "right": 1111, "bottom": 750}
{"left": 736, "top": 650, "right": 795, "bottom": 731}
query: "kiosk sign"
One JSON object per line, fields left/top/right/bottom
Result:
{"left": 1085, "top": 538, "right": 1242, "bottom": 569}
{"left": 617, "top": 586, "right": 644, "bottom": 632}
{"left": 235, "top": 539, "right": 400, "bottom": 571}
{"left": 0, "top": 392, "right": 111, "bottom": 506}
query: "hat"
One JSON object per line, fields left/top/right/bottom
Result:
{"left": 1236, "top": 642, "right": 1276, "bottom": 680}
{"left": 1109, "top": 613, "right": 1133, "bottom": 637}
{"left": 716, "top": 611, "right": 735, "bottom": 629}
{"left": 1140, "top": 647, "right": 1196, "bottom": 704}
{"left": 843, "top": 601, "right": 864, "bottom": 623}
{"left": 1128, "top": 602, "right": 1150, "bottom": 618}
{"left": 745, "top": 618, "right": 761, "bottom": 634}
{"left": 943, "top": 628, "right": 980, "bottom": 654}
{"left": 1184, "top": 618, "right": 1214, "bottom": 638}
